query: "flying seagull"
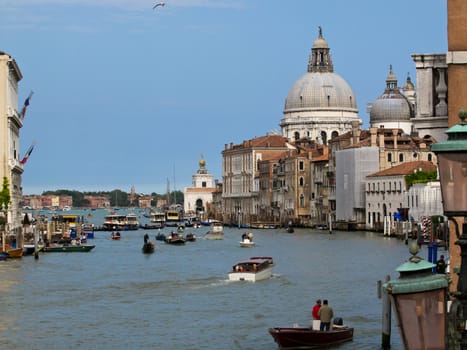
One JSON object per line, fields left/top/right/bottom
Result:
{"left": 153, "top": 2, "right": 165, "bottom": 9}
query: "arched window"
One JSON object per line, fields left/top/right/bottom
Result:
{"left": 399, "top": 153, "right": 404, "bottom": 162}
{"left": 321, "top": 131, "right": 327, "bottom": 145}
{"left": 388, "top": 153, "right": 392, "bottom": 162}
{"left": 331, "top": 131, "right": 339, "bottom": 139}
{"left": 294, "top": 131, "right": 300, "bottom": 140}
{"left": 299, "top": 177, "right": 304, "bottom": 186}
{"left": 428, "top": 153, "right": 433, "bottom": 162}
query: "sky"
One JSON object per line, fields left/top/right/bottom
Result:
{"left": 0, "top": 0, "right": 447, "bottom": 195}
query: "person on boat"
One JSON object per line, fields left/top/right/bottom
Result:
{"left": 312, "top": 299, "right": 321, "bottom": 320}
{"left": 436, "top": 255, "right": 446, "bottom": 274}
{"left": 116, "top": 231, "right": 121, "bottom": 237}
{"left": 318, "top": 300, "right": 334, "bottom": 331}
{"left": 144, "top": 233, "right": 149, "bottom": 244}
{"left": 242, "top": 232, "right": 247, "bottom": 241}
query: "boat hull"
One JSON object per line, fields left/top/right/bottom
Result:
{"left": 43, "top": 245, "right": 95, "bottom": 253}
{"left": 205, "top": 232, "right": 223, "bottom": 240}
{"left": 142, "top": 242, "right": 155, "bottom": 254}
{"left": 0, "top": 245, "right": 24, "bottom": 258}
{"left": 240, "top": 239, "right": 255, "bottom": 248}
{"left": 268, "top": 326, "right": 354, "bottom": 349}
{"left": 228, "top": 265, "right": 273, "bottom": 282}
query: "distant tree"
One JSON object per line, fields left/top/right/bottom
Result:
{"left": 404, "top": 170, "right": 437, "bottom": 189}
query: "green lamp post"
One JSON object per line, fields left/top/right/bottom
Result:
{"left": 384, "top": 242, "right": 449, "bottom": 349}
{"left": 431, "top": 108, "right": 467, "bottom": 348}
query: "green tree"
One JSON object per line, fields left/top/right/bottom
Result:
{"left": 0, "top": 177, "right": 10, "bottom": 225}
{"left": 404, "top": 170, "right": 437, "bottom": 189}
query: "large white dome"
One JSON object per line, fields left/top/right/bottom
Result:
{"left": 284, "top": 72, "right": 357, "bottom": 112}
{"left": 280, "top": 28, "right": 360, "bottom": 143}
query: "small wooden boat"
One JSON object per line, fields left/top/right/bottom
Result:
{"left": 142, "top": 242, "right": 155, "bottom": 254}
{"left": 228, "top": 256, "right": 274, "bottom": 282}
{"left": 0, "top": 244, "right": 24, "bottom": 258}
{"left": 43, "top": 244, "right": 95, "bottom": 253}
{"left": 142, "top": 234, "right": 155, "bottom": 254}
{"left": 268, "top": 325, "right": 354, "bottom": 349}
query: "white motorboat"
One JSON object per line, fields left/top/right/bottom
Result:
{"left": 240, "top": 232, "right": 255, "bottom": 247}
{"left": 204, "top": 220, "right": 224, "bottom": 240}
{"left": 228, "top": 256, "right": 274, "bottom": 282}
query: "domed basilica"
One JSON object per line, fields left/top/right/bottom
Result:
{"left": 280, "top": 27, "right": 361, "bottom": 144}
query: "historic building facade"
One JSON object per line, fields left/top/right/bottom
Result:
{"left": 183, "top": 158, "right": 216, "bottom": 220}
{"left": 220, "top": 26, "right": 448, "bottom": 229}
{"left": 365, "top": 161, "right": 438, "bottom": 231}
{"left": 0, "top": 51, "right": 24, "bottom": 239}
{"left": 222, "top": 134, "right": 291, "bottom": 225}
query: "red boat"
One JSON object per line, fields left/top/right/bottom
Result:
{"left": 269, "top": 326, "right": 354, "bottom": 349}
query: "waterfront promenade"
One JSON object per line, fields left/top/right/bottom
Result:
{"left": 0, "top": 209, "right": 430, "bottom": 349}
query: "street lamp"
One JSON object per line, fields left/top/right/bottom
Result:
{"left": 431, "top": 108, "right": 467, "bottom": 348}
{"left": 384, "top": 242, "right": 449, "bottom": 350}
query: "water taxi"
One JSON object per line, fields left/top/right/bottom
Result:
{"left": 205, "top": 220, "right": 223, "bottom": 240}
{"left": 228, "top": 256, "right": 274, "bottom": 282}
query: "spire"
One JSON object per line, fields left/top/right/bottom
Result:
{"left": 307, "top": 27, "right": 333, "bottom": 73}
{"left": 385, "top": 64, "right": 398, "bottom": 92}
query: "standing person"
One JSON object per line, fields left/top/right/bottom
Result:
{"left": 436, "top": 255, "right": 446, "bottom": 274}
{"left": 318, "top": 299, "right": 334, "bottom": 331}
{"left": 312, "top": 299, "right": 321, "bottom": 319}
{"left": 311, "top": 299, "right": 321, "bottom": 330}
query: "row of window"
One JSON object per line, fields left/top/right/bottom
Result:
{"left": 387, "top": 152, "right": 433, "bottom": 163}
{"left": 367, "top": 181, "right": 403, "bottom": 192}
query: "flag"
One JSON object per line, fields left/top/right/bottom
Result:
{"left": 20, "top": 91, "right": 33, "bottom": 120}
{"left": 20, "top": 143, "right": 35, "bottom": 165}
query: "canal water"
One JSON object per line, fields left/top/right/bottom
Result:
{"left": 0, "top": 209, "right": 435, "bottom": 349}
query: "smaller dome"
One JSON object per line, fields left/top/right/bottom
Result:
{"left": 370, "top": 94, "right": 412, "bottom": 122}
{"left": 403, "top": 74, "right": 415, "bottom": 91}
{"left": 370, "top": 66, "right": 413, "bottom": 123}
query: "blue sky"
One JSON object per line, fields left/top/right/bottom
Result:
{"left": 1, "top": 0, "right": 447, "bottom": 195}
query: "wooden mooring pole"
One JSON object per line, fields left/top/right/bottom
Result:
{"left": 378, "top": 275, "right": 392, "bottom": 349}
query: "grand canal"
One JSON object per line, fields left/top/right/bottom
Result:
{"left": 0, "top": 209, "right": 433, "bottom": 349}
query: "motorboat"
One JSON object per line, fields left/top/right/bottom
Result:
{"left": 268, "top": 323, "right": 354, "bottom": 349}
{"left": 240, "top": 232, "right": 255, "bottom": 247}
{"left": 184, "top": 233, "right": 196, "bottom": 242}
{"left": 228, "top": 256, "right": 274, "bottom": 282}
{"left": 204, "top": 220, "right": 224, "bottom": 240}
{"left": 165, "top": 232, "right": 186, "bottom": 245}
{"left": 111, "top": 231, "right": 121, "bottom": 240}
{"left": 155, "top": 232, "right": 166, "bottom": 241}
